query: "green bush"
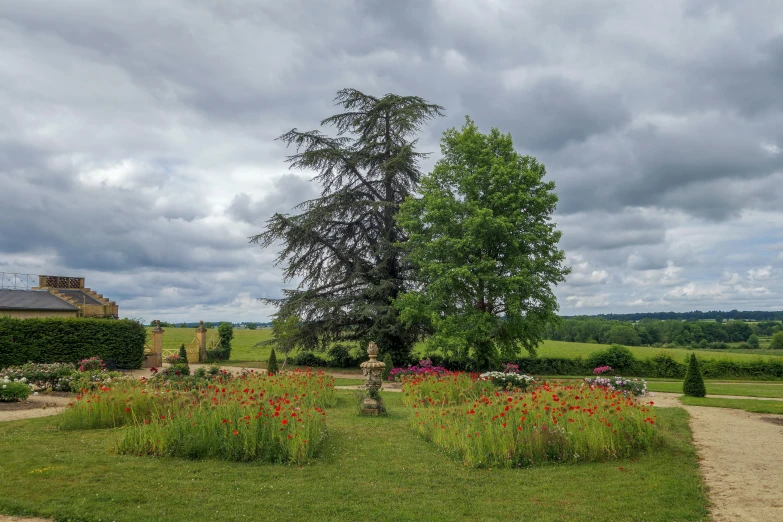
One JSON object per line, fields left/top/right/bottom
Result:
{"left": 585, "top": 344, "right": 636, "bottom": 372}
{"left": 770, "top": 332, "right": 783, "bottom": 350}
{"left": 382, "top": 353, "right": 393, "bottom": 381}
{"left": 328, "top": 343, "right": 359, "bottom": 368}
{"left": 683, "top": 354, "right": 706, "bottom": 397}
{"left": 293, "top": 351, "right": 327, "bottom": 367}
{"left": 178, "top": 343, "right": 188, "bottom": 362}
{"left": 218, "top": 322, "right": 234, "bottom": 360}
{"left": 0, "top": 317, "right": 145, "bottom": 369}
{"left": 0, "top": 380, "right": 31, "bottom": 402}
{"left": 267, "top": 348, "right": 279, "bottom": 375}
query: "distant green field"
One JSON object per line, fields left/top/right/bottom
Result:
{"left": 530, "top": 340, "right": 783, "bottom": 364}
{"left": 147, "top": 328, "right": 783, "bottom": 367}
{"left": 145, "top": 326, "right": 273, "bottom": 362}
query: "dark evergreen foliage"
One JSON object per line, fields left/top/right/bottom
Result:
{"left": 0, "top": 317, "right": 146, "bottom": 369}
{"left": 382, "top": 353, "right": 393, "bottom": 381}
{"left": 267, "top": 348, "right": 279, "bottom": 375}
{"left": 252, "top": 89, "right": 444, "bottom": 363}
{"left": 178, "top": 343, "right": 188, "bottom": 364}
{"left": 683, "top": 354, "right": 707, "bottom": 397}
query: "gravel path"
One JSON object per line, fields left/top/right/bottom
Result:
{"left": 642, "top": 393, "right": 783, "bottom": 521}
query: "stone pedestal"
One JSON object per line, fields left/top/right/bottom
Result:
{"left": 359, "top": 342, "right": 386, "bottom": 415}
{"left": 195, "top": 320, "right": 207, "bottom": 363}
{"left": 148, "top": 320, "right": 164, "bottom": 367}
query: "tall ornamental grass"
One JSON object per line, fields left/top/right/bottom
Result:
{"left": 404, "top": 375, "right": 659, "bottom": 468}
{"left": 60, "top": 369, "right": 335, "bottom": 464}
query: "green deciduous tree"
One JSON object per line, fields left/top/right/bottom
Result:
{"left": 770, "top": 331, "right": 783, "bottom": 350}
{"left": 269, "top": 315, "right": 301, "bottom": 371}
{"left": 395, "top": 118, "right": 570, "bottom": 369}
{"left": 747, "top": 334, "right": 760, "bottom": 348}
{"left": 252, "top": 89, "right": 444, "bottom": 364}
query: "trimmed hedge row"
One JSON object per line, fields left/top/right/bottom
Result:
{"left": 0, "top": 317, "right": 146, "bottom": 370}
{"left": 422, "top": 352, "right": 783, "bottom": 380}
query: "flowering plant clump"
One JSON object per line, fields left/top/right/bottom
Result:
{"left": 1, "top": 376, "right": 32, "bottom": 401}
{"left": 502, "top": 363, "right": 520, "bottom": 374}
{"left": 62, "top": 369, "right": 336, "bottom": 464}
{"left": 584, "top": 375, "right": 648, "bottom": 397}
{"left": 479, "top": 371, "right": 536, "bottom": 392}
{"left": 404, "top": 375, "right": 658, "bottom": 468}
{"left": 164, "top": 354, "right": 188, "bottom": 365}
{"left": 593, "top": 366, "right": 614, "bottom": 375}
{"left": 388, "top": 358, "right": 448, "bottom": 381}
{"left": 79, "top": 357, "right": 105, "bottom": 372}
{"left": 0, "top": 363, "right": 77, "bottom": 391}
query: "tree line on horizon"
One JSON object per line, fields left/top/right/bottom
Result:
{"left": 546, "top": 316, "right": 782, "bottom": 348}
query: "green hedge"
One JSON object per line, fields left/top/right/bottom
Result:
{"left": 424, "top": 351, "right": 783, "bottom": 380}
{"left": 0, "top": 317, "right": 146, "bottom": 370}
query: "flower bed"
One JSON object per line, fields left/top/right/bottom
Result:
{"left": 479, "top": 371, "right": 536, "bottom": 392}
{"left": 388, "top": 358, "right": 448, "bottom": 381}
{"left": 61, "top": 369, "right": 336, "bottom": 464}
{"left": 404, "top": 375, "right": 659, "bottom": 467}
{"left": 584, "top": 376, "right": 648, "bottom": 397}
{"left": 0, "top": 362, "right": 77, "bottom": 391}
{"left": 1, "top": 377, "right": 32, "bottom": 401}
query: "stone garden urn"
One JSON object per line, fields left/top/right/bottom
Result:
{"left": 359, "top": 341, "right": 386, "bottom": 415}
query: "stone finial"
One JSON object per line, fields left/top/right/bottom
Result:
{"left": 367, "top": 341, "right": 379, "bottom": 359}
{"left": 196, "top": 320, "right": 206, "bottom": 333}
{"left": 151, "top": 319, "right": 163, "bottom": 333}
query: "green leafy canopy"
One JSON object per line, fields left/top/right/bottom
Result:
{"left": 395, "top": 117, "right": 570, "bottom": 368}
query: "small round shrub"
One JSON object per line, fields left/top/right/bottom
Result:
{"left": 293, "top": 351, "right": 327, "bottom": 367}
{"left": 1, "top": 380, "right": 31, "bottom": 402}
{"left": 586, "top": 344, "right": 636, "bottom": 372}
{"left": 769, "top": 332, "right": 783, "bottom": 350}
{"left": 328, "top": 343, "right": 356, "bottom": 368}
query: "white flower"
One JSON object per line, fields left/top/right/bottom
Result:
{"left": 2, "top": 384, "right": 6, "bottom": 389}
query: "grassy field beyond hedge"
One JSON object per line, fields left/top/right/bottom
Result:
{"left": 147, "top": 327, "right": 783, "bottom": 366}
{"left": 0, "top": 391, "right": 707, "bottom": 521}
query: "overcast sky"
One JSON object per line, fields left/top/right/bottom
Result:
{"left": 1, "top": 1, "right": 782, "bottom": 322}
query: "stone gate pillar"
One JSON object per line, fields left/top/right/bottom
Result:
{"left": 151, "top": 320, "right": 164, "bottom": 367}
{"left": 195, "top": 320, "right": 207, "bottom": 363}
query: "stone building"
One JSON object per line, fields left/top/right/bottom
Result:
{"left": 0, "top": 274, "right": 119, "bottom": 319}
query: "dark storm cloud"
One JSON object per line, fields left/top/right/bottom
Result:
{"left": 1, "top": 0, "right": 782, "bottom": 319}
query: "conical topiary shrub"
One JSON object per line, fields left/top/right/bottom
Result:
{"left": 381, "top": 353, "right": 393, "bottom": 381}
{"left": 267, "top": 348, "right": 279, "bottom": 375}
{"left": 178, "top": 343, "right": 189, "bottom": 365}
{"left": 683, "top": 353, "right": 706, "bottom": 397}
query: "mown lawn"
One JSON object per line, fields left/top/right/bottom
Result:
{"left": 679, "top": 396, "right": 783, "bottom": 414}
{"left": 646, "top": 381, "right": 783, "bottom": 398}
{"left": 531, "top": 340, "right": 783, "bottom": 364}
{"left": 0, "top": 391, "right": 707, "bottom": 522}
{"left": 145, "top": 326, "right": 274, "bottom": 361}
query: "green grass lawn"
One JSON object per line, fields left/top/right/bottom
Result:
{"left": 531, "top": 340, "right": 783, "bottom": 363}
{"left": 146, "top": 326, "right": 274, "bottom": 362}
{"left": 0, "top": 391, "right": 707, "bottom": 521}
{"left": 679, "top": 396, "right": 783, "bottom": 414}
{"left": 646, "top": 381, "right": 783, "bottom": 398}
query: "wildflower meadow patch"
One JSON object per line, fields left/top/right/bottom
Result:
{"left": 403, "top": 374, "right": 659, "bottom": 468}
{"left": 61, "top": 369, "right": 336, "bottom": 464}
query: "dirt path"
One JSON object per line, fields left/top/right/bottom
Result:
{"left": 0, "top": 395, "right": 69, "bottom": 422}
{"left": 641, "top": 393, "right": 783, "bottom": 521}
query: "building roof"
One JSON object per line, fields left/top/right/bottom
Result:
{"left": 0, "top": 289, "right": 79, "bottom": 311}
{"left": 55, "top": 289, "right": 106, "bottom": 306}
